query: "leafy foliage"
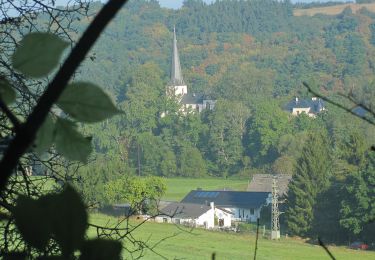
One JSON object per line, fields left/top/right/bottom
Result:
{"left": 57, "top": 82, "right": 121, "bottom": 123}
{"left": 2, "top": 28, "right": 125, "bottom": 258}
{"left": 12, "top": 33, "right": 68, "bottom": 78}
{"left": 0, "top": 78, "right": 16, "bottom": 105}
{"left": 12, "top": 186, "right": 122, "bottom": 259}
{"left": 340, "top": 152, "right": 375, "bottom": 240}
{"left": 55, "top": 118, "right": 93, "bottom": 163}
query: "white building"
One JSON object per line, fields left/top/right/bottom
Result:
{"left": 166, "top": 27, "right": 215, "bottom": 113}
{"left": 285, "top": 97, "right": 325, "bottom": 117}
{"left": 181, "top": 190, "right": 271, "bottom": 223}
{"left": 155, "top": 202, "right": 232, "bottom": 229}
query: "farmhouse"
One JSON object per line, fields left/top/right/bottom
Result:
{"left": 247, "top": 174, "right": 292, "bottom": 196}
{"left": 285, "top": 97, "right": 325, "bottom": 117}
{"left": 166, "top": 27, "right": 216, "bottom": 113}
{"left": 181, "top": 190, "right": 271, "bottom": 222}
{"left": 155, "top": 202, "right": 232, "bottom": 229}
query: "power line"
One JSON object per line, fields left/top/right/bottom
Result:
{"left": 271, "top": 176, "right": 280, "bottom": 240}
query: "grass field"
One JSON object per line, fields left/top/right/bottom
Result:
{"left": 89, "top": 214, "right": 375, "bottom": 260}
{"left": 161, "top": 177, "right": 249, "bottom": 201}
{"left": 294, "top": 3, "right": 375, "bottom": 16}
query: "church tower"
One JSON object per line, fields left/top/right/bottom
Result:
{"left": 167, "top": 27, "right": 187, "bottom": 98}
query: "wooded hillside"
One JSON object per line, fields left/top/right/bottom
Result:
{"left": 71, "top": 0, "right": 375, "bottom": 243}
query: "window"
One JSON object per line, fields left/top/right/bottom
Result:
{"left": 174, "top": 218, "right": 180, "bottom": 224}
{"left": 163, "top": 218, "right": 168, "bottom": 223}
{"left": 250, "top": 208, "right": 255, "bottom": 215}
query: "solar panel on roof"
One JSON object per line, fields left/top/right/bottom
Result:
{"left": 194, "top": 191, "right": 202, "bottom": 198}
{"left": 193, "top": 191, "right": 220, "bottom": 199}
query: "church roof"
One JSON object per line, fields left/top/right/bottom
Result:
{"left": 181, "top": 93, "right": 204, "bottom": 105}
{"left": 170, "top": 27, "right": 184, "bottom": 86}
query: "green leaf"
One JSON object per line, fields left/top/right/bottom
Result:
{"left": 13, "top": 196, "right": 53, "bottom": 250}
{"left": 12, "top": 32, "right": 68, "bottom": 78}
{"left": 55, "top": 117, "right": 92, "bottom": 163}
{"left": 34, "top": 115, "right": 55, "bottom": 155}
{"left": 0, "top": 78, "right": 16, "bottom": 105}
{"left": 80, "top": 239, "right": 122, "bottom": 260}
{"left": 57, "top": 82, "right": 121, "bottom": 123}
{"left": 51, "top": 185, "right": 88, "bottom": 257}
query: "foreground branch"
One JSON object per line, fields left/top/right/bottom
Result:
{"left": 303, "top": 82, "right": 375, "bottom": 151}
{"left": 303, "top": 82, "right": 375, "bottom": 126}
{"left": 0, "top": 0, "right": 129, "bottom": 191}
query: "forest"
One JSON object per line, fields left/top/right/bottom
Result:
{"left": 0, "top": 0, "right": 371, "bottom": 250}
{"left": 50, "top": 0, "right": 375, "bottom": 244}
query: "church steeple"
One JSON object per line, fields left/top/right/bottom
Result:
{"left": 170, "top": 26, "right": 184, "bottom": 86}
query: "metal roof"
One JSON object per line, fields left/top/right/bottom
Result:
{"left": 352, "top": 106, "right": 368, "bottom": 117}
{"left": 247, "top": 174, "right": 292, "bottom": 196}
{"left": 170, "top": 26, "right": 184, "bottom": 86}
{"left": 160, "top": 202, "right": 211, "bottom": 219}
{"left": 181, "top": 190, "right": 269, "bottom": 209}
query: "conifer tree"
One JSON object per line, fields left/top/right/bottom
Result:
{"left": 285, "top": 132, "right": 332, "bottom": 236}
{"left": 340, "top": 152, "right": 375, "bottom": 241}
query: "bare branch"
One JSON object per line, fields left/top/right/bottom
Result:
{"left": 0, "top": 98, "right": 21, "bottom": 131}
{"left": 0, "top": 0, "right": 129, "bottom": 191}
{"left": 318, "top": 237, "right": 336, "bottom": 260}
{"left": 303, "top": 82, "right": 375, "bottom": 126}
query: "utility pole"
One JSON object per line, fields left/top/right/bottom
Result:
{"left": 271, "top": 176, "right": 280, "bottom": 240}
{"left": 137, "top": 142, "right": 141, "bottom": 177}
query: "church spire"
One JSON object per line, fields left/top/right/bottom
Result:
{"left": 171, "top": 26, "right": 184, "bottom": 86}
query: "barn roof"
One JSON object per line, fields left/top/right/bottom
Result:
{"left": 181, "top": 190, "right": 269, "bottom": 209}
{"left": 160, "top": 202, "right": 211, "bottom": 219}
{"left": 247, "top": 174, "right": 292, "bottom": 196}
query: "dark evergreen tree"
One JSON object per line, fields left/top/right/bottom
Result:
{"left": 340, "top": 152, "right": 375, "bottom": 242}
{"left": 312, "top": 182, "right": 349, "bottom": 243}
{"left": 285, "top": 132, "right": 332, "bottom": 236}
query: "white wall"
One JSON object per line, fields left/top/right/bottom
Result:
{"left": 292, "top": 107, "right": 315, "bottom": 117}
{"left": 196, "top": 208, "right": 215, "bottom": 228}
{"left": 215, "top": 208, "right": 232, "bottom": 227}
{"left": 173, "top": 85, "right": 187, "bottom": 96}
{"left": 226, "top": 207, "right": 261, "bottom": 222}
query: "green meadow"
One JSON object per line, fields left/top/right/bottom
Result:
{"left": 161, "top": 177, "right": 249, "bottom": 201}
{"left": 89, "top": 214, "right": 375, "bottom": 260}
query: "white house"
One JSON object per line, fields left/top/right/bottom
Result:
{"left": 155, "top": 202, "right": 232, "bottom": 229}
{"left": 181, "top": 190, "right": 271, "bottom": 223}
{"left": 285, "top": 97, "right": 325, "bottom": 117}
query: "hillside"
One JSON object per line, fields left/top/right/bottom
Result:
{"left": 70, "top": 0, "right": 375, "bottom": 246}
{"left": 90, "top": 214, "right": 375, "bottom": 259}
{"left": 294, "top": 2, "right": 375, "bottom": 16}
{"left": 77, "top": 0, "right": 375, "bottom": 177}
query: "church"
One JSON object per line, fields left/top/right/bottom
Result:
{"left": 166, "top": 27, "right": 216, "bottom": 113}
